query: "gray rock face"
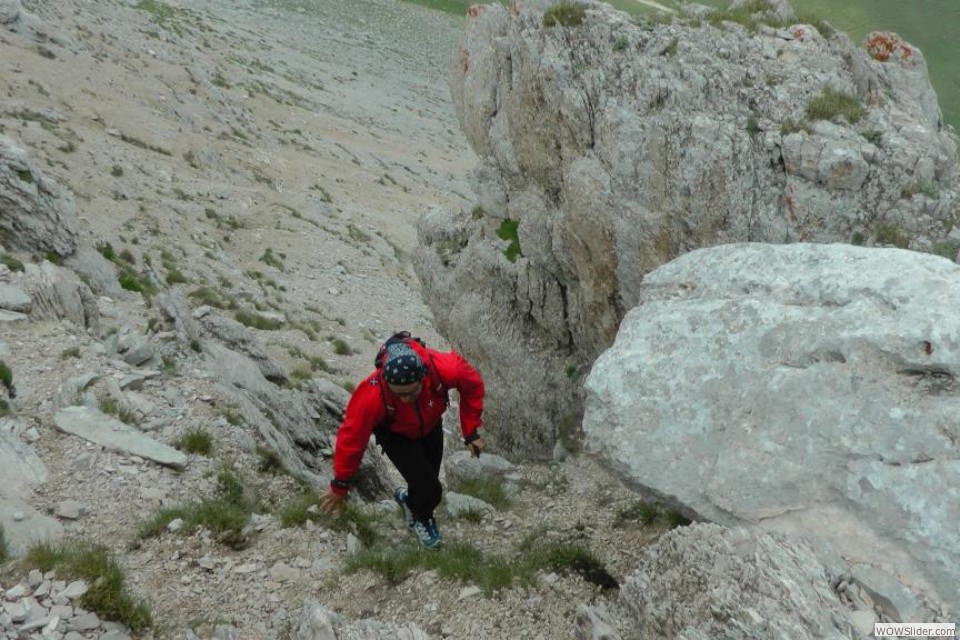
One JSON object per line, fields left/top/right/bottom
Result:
{"left": 21, "top": 260, "right": 100, "bottom": 333}
{"left": 583, "top": 243, "right": 960, "bottom": 613}
{"left": 617, "top": 524, "right": 871, "bottom": 639}
{"left": 416, "top": 0, "right": 960, "bottom": 457}
{"left": 0, "top": 137, "right": 79, "bottom": 258}
{"left": 0, "top": 0, "right": 20, "bottom": 24}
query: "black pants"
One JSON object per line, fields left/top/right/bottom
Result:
{"left": 376, "top": 425, "right": 444, "bottom": 521}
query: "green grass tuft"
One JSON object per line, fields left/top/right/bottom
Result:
{"left": 612, "top": 500, "right": 692, "bottom": 530}
{"left": 60, "top": 346, "right": 82, "bottom": 360}
{"left": 24, "top": 540, "right": 152, "bottom": 631}
{"left": 1, "top": 254, "right": 25, "bottom": 272}
{"left": 805, "top": 87, "right": 863, "bottom": 124}
{"left": 277, "top": 492, "right": 380, "bottom": 546}
{"left": 188, "top": 286, "right": 236, "bottom": 310}
{"left": 457, "top": 478, "right": 510, "bottom": 510}
{"left": 235, "top": 309, "right": 282, "bottom": 330}
{"left": 0, "top": 360, "right": 13, "bottom": 392}
{"left": 543, "top": 1, "right": 586, "bottom": 28}
{"left": 875, "top": 223, "right": 911, "bottom": 248}
{"left": 349, "top": 536, "right": 617, "bottom": 594}
{"left": 135, "top": 468, "right": 256, "bottom": 549}
{"left": 174, "top": 428, "right": 213, "bottom": 456}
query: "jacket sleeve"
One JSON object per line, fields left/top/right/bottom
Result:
{"left": 332, "top": 378, "right": 385, "bottom": 490}
{"left": 433, "top": 350, "right": 485, "bottom": 439}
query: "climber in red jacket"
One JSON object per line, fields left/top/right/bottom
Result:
{"left": 319, "top": 332, "right": 485, "bottom": 549}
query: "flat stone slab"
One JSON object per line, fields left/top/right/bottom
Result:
{"left": 53, "top": 406, "right": 187, "bottom": 469}
{"left": 0, "top": 284, "right": 31, "bottom": 312}
{"left": 0, "top": 309, "right": 28, "bottom": 322}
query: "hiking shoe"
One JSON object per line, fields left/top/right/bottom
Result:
{"left": 411, "top": 517, "right": 442, "bottom": 550}
{"left": 393, "top": 487, "right": 415, "bottom": 530}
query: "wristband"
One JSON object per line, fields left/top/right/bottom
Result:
{"left": 463, "top": 431, "right": 481, "bottom": 445}
{"left": 330, "top": 478, "right": 349, "bottom": 496}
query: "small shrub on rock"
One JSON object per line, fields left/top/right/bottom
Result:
{"left": 543, "top": 1, "right": 586, "bottom": 28}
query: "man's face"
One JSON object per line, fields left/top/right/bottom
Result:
{"left": 388, "top": 380, "right": 422, "bottom": 404}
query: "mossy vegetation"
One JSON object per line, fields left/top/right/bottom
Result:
{"left": 497, "top": 219, "right": 522, "bottom": 263}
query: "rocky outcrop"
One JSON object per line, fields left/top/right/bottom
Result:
{"left": 20, "top": 261, "right": 100, "bottom": 333}
{"left": 416, "top": 0, "right": 960, "bottom": 457}
{"left": 201, "top": 341, "right": 393, "bottom": 499}
{"left": 0, "top": 138, "right": 79, "bottom": 259}
{"left": 614, "top": 524, "right": 948, "bottom": 639}
{"left": 0, "top": 0, "right": 20, "bottom": 25}
{"left": 583, "top": 243, "right": 960, "bottom": 613}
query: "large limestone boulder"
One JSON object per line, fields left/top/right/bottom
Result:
{"left": 415, "top": 0, "right": 960, "bottom": 457}
{"left": 583, "top": 243, "right": 960, "bottom": 613}
{"left": 615, "top": 524, "right": 947, "bottom": 639}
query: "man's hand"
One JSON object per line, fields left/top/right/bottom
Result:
{"left": 319, "top": 490, "right": 346, "bottom": 514}
{"left": 467, "top": 437, "right": 486, "bottom": 458}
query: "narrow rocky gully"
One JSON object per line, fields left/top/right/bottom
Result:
{"left": 0, "top": 0, "right": 666, "bottom": 638}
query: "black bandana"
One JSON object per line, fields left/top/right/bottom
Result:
{"left": 383, "top": 343, "right": 425, "bottom": 385}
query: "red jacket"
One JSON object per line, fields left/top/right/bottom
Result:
{"left": 331, "top": 343, "right": 484, "bottom": 490}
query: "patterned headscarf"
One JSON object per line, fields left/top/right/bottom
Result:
{"left": 383, "top": 342, "right": 425, "bottom": 385}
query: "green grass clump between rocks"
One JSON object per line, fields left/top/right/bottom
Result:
{"left": 24, "top": 540, "right": 152, "bottom": 631}
{"left": 278, "top": 491, "right": 381, "bottom": 546}
{"left": 612, "top": 500, "right": 693, "bottom": 529}
{"left": 456, "top": 478, "right": 511, "bottom": 510}
{"left": 174, "top": 428, "right": 213, "bottom": 455}
{"left": 543, "top": 1, "right": 586, "bottom": 28}
{"left": 347, "top": 535, "right": 618, "bottom": 594}
{"left": 235, "top": 309, "right": 283, "bottom": 330}
{"left": 805, "top": 87, "right": 863, "bottom": 124}
{"left": 0, "top": 254, "right": 25, "bottom": 272}
{"left": 135, "top": 468, "right": 258, "bottom": 549}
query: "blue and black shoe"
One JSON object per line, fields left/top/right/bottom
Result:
{"left": 411, "top": 517, "right": 443, "bottom": 550}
